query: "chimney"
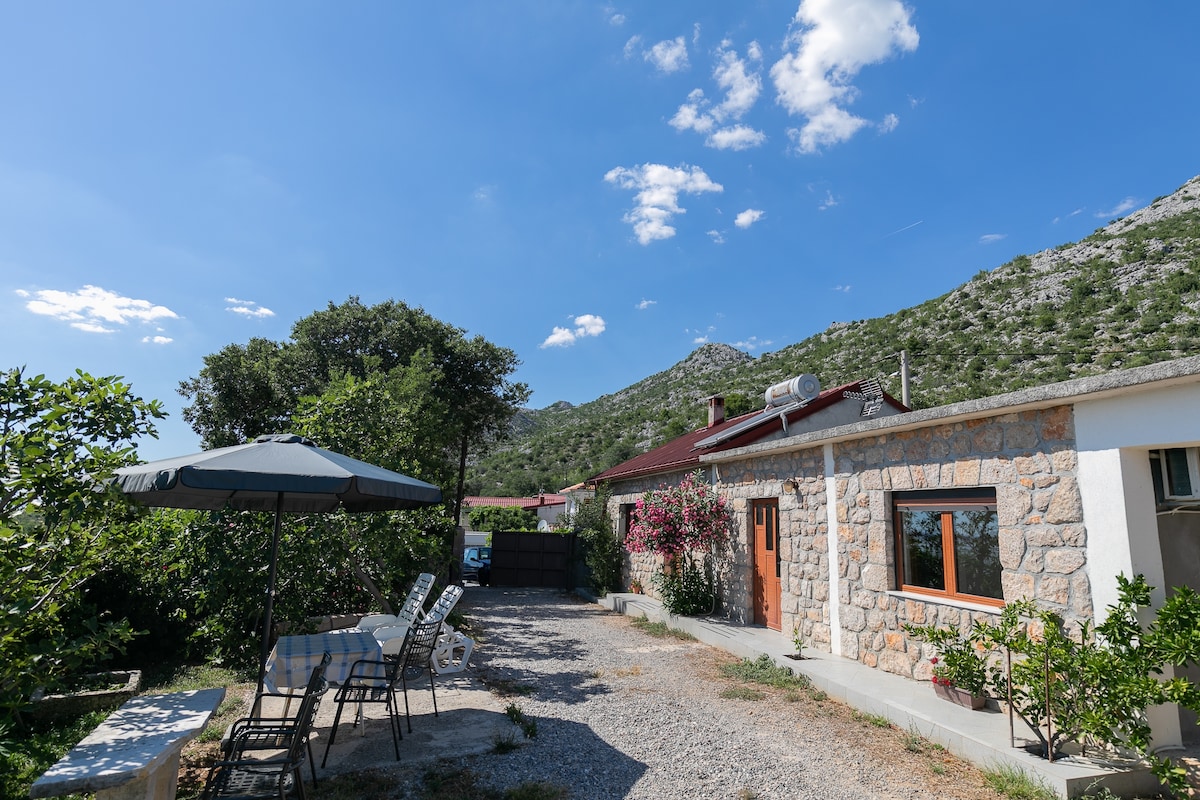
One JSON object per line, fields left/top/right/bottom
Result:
{"left": 708, "top": 395, "right": 726, "bottom": 427}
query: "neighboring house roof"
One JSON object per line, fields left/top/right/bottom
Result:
{"left": 463, "top": 494, "right": 566, "bottom": 509}
{"left": 590, "top": 380, "right": 904, "bottom": 485}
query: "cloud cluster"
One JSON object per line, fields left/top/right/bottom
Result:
{"left": 604, "top": 163, "right": 723, "bottom": 244}
{"left": 670, "top": 42, "right": 766, "bottom": 151}
{"left": 735, "top": 209, "right": 764, "bottom": 229}
{"left": 225, "top": 297, "right": 275, "bottom": 318}
{"left": 19, "top": 285, "right": 178, "bottom": 335}
{"left": 772, "top": 0, "right": 919, "bottom": 153}
{"left": 610, "top": 2, "right": 919, "bottom": 243}
{"left": 541, "top": 314, "right": 607, "bottom": 348}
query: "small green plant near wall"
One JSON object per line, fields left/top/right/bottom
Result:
{"left": 907, "top": 573, "right": 1200, "bottom": 795}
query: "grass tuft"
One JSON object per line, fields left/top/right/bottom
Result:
{"left": 719, "top": 654, "right": 810, "bottom": 690}
{"left": 981, "top": 763, "right": 1059, "bottom": 800}
{"left": 720, "top": 686, "right": 766, "bottom": 701}
{"left": 630, "top": 614, "right": 696, "bottom": 641}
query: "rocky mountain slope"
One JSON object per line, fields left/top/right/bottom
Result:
{"left": 468, "top": 175, "right": 1200, "bottom": 496}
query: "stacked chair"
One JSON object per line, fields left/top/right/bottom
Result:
{"left": 422, "top": 585, "right": 474, "bottom": 675}
{"left": 203, "top": 652, "right": 331, "bottom": 800}
{"left": 321, "top": 615, "right": 444, "bottom": 766}
{"left": 365, "top": 572, "right": 436, "bottom": 646}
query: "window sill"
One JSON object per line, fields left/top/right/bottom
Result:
{"left": 886, "top": 590, "right": 1004, "bottom": 616}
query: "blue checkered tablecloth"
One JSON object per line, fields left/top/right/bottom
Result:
{"left": 265, "top": 630, "right": 384, "bottom": 691}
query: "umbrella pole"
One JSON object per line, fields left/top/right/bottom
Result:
{"left": 255, "top": 493, "right": 285, "bottom": 707}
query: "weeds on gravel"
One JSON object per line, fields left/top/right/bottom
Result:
{"left": 903, "top": 724, "right": 925, "bottom": 753}
{"left": 504, "top": 703, "right": 538, "bottom": 739}
{"left": 852, "top": 710, "right": 891, "bottom": 729}
{"left": 981, "top": 763, "right": 1058, "bottom": 800}
{"left": 719, "top": 654, "right": 810, "bottom": 690}
{"left": 630, "top": 614, "right": 696, "bottom": 640}
{"left": 419, "top": 765, "right": 569, "bottom": 800}
{"left": 486, "top": 677, "right": 536, "bottom": 697}
{"left": 491, "top": 731, "right": 521, "bottom": 754}
{"left": 720, "top": 686, "right": 766, "bottom": 701}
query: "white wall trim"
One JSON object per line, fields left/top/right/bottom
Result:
{"left": 823, "top": 443, "right": 842, "bottom": 656}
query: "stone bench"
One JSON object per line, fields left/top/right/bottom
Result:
{"left": 30, "top": 687, "right": 225, "bottom": 800}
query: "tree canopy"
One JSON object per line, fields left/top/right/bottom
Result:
{"left": 179, "top": 297, "right": 530, "bottom": 511}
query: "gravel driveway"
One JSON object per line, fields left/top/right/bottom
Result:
{"left": 422, "top": 587, "right": 1005, "bottom": 800}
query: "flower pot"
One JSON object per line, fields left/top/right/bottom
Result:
{"left": 933, "top": 682, "right": 986, "bottom": 710}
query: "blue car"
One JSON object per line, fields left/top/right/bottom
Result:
{"left": 462, "top": 546, "right": 491, "bottom": 585}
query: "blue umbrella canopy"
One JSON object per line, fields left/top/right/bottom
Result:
{"left": 114, "top": 433, "right": 443, "bottom": 512}
{"left": 114, "top": 433, "right": 443, "bottom": 698}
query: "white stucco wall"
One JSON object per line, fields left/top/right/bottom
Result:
{"left": 1075, "top": 380, "right": 1200, "bottom": 615}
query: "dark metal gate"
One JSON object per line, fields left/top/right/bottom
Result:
{"left": 489, "top": 531, "right": 578, "bottom": 588}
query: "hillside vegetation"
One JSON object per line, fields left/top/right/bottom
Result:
{"left": 468, "top": 175, "right": 1200, "bottom": 496}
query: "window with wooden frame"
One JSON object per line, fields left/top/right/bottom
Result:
{"left": 893, "top": 488, "right": 1003, "bottom": 605}
{"left": 618, "top": 503, "right": 635, "bottom": 542}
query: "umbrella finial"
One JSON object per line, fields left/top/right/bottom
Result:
{"left": 255, "top": 434, "right": 316, "bottom": 446}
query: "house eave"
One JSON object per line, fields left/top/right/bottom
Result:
{"left": 701, "top": 355, "right": 1200, "bottom": 464}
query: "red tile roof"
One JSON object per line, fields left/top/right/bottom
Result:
{"left": 589, "top": 380, "right": 902, "bottom": 484}
{"left": 464, "top": 494, "right": 567, "bottom": 509}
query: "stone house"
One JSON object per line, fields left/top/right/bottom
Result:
{"left": 591, "top": 357, "right": 1200, "bottom": 747}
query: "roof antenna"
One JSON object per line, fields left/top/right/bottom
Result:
{"left": 843, "top": 378, "right": 884, "bottom": 417}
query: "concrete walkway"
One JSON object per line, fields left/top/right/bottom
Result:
{"left": 596, "top": 591, "right": 1164, "bottom": 799}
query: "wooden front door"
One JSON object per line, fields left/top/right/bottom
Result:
{"left": 752, "top": 499, "right": 781, "bottom": 630}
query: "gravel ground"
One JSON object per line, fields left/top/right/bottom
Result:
{"left": 411, "top": 587, "right": 1009, "bottom": 800}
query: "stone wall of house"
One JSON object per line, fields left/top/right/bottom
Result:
{"left": 830, "top": 404, "right": 1090, "bottom": 681}
{"left": 606, "top": 467, "right": 749, "bottom": 618}
{"left": 718, "top": 447, "right": 831, "bottom": 640}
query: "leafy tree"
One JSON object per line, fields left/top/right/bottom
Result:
{"left": 562, "top": 484, "right": 622, "bottom": 595}
{"left": 0, "top": 368, "right": 163, "bottom": 728}
{"left": 467, "top": 505, "right": 538, "bottom": 532}
{"left": 179, "top": 297, "right": 529, "bottom": 518}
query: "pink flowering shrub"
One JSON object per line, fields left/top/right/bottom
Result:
{"left": 626, "top": 470, "right": 730, "bottom": 556}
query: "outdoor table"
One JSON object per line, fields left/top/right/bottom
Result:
{"left": 30, "top": 687, "right": 225, "bottom": 800}
{"left": 265, "top": 629, "right": 384, "bottom": 690}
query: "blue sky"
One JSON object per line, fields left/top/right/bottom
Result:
{"left": 3, "top": 2, "right": 1199, "bottom": 462}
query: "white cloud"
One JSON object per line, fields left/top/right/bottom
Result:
{"left": 708, "top": 125, "right": 767, "bottom": 150}
{"left": 604, "top": 163, "right": 723, "bottom": 244}
{"left": 540, "top": 314, "right": 607, "bottom": 348}
{"left": 636, "top": 298, "right": 657, "bottom": 310}
{"left": 771, "top": 0, "right": 919, "bottom": 153}
{"left": 832, "top": 284, "right": 852, "bottom": 292}
{"left": 645, "top": 36, "right": 689, "bottom": 73}
{"left": 142, "top": 335, "right": 173, "bottom": 344}
{"left": 979, "top": 233, "right": 1006, "bottom": 244}
{"left": 670, "top": 43, "right": 767, "bottom": 150}
{"left": 879, "top": 112, "right": 900, "bottom": 133}
{"left": 225, "top": 298, "right": 275, "bottom": 318}
{"left": 623, "top": 35, "right": 642, "bottom": 59}
{"left": 1095, "top": 197, "right": 1138, "bottom": 219}
{"left": 707, "top": 229, "right": 726, "bottom": 244}
{"left": 818, "top": 190, "right": 838, "bottom": 210}
{"left": 1052, "top": 208, "right": 1084, "bottom": 224}
{"left": 22, "top": 285, "right": 178, "bottom": 334}
{"left": 735, "top": 209, "right": 765, "bottom": 229}
{"left": 733, "top": 336, "right": 773, "bottom": 351}
{"left": 606, "top": 7, "right": 625, "bottom": 25}
{"left": 693, "top": 335, "right": 709, "bottom": 344}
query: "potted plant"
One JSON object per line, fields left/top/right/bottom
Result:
{"left": 904, "top": 622, "right": 990, "bottom": 709}
{"left": 629, "top": 578, "right": 643, "bottom": 594}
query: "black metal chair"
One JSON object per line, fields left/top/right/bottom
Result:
{"left": 204, "top": 652, "right": 330, "bottom": 800}
{"left": 321, "top": 615, "right": 443, "bottom": 767}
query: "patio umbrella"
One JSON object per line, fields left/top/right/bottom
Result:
{"left": 113, "top": 433, "right": 443, "bottom": 697}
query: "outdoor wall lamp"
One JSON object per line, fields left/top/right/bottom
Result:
{"left": 782, "top": 477, "right": 799, "bottom": 493}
